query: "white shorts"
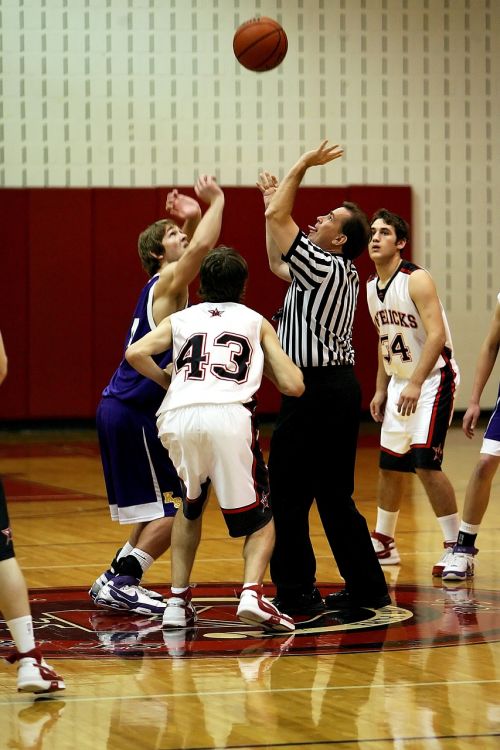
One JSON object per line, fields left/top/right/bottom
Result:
{"left": 157, "top": 403, "right": 268, "bottom": 512}
{"left": 380, "top": 361, "right": 459, "bottom": 471}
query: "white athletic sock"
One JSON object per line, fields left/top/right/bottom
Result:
{"left": 171, "top": 586, "right": 189, "bottom": 595}
{"left": 375, "top": 508, "right": 400, "bottom": 539}
{"left": 437, "top": 512, "right": 460, "bottom": 542}
{"left": 117, "top": 542, "right": 134, "bottom": 560}
{"left": 6, "top": 615, "right": 36, "bottom": 654}
{"left": 459, "top": 521, "right": 481, "bottom": 536}
{"left": 130, "top": 548, "right": 154, "bottom": 574}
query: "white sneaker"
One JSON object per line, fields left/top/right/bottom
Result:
{"left": 432, "top": 542, "right": 455, "bottom": 577}
{"left": 94, "top": 575, "right": 166, "bottom": 615}
{"left": 6, "top": 649, "right": 65, "bottom": 694}
{"left": 371, "top": 532, "right": 401, "bottom": 565}
{"left": 237, "top": 586, "right": 295, "bottom": 632}
{"left": 442, "top": 546, "right": 478, "bottom": 580}
{"left": 162, "top": 589, "right": 197, "bottom": 628}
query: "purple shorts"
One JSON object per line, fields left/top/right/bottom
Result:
{"left": 96, "top": 396, "right": 182, "bottom": 524}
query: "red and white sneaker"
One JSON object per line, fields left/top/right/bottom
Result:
{"left": 162, "top": 588, "right": 197, "bottom": 628}
{"left": 432, "top": 541, "right": 456, "bottom": 577}
{"left": 6, "top": 648, "right": 65, "bottom": 694}
{"left": 371, "top": 531, "right": 401, "bottom": 565}
{"left": 237, "top": 585, "right": 295, "bottom": 632}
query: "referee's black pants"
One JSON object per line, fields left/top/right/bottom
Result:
{"left": 268, "top": 365, "right": 388, "bottom": 599}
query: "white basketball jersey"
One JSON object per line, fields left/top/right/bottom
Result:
{"left": 156, "top": 301, "right": 264, "bottom": 414}
{"left": 366, "top": 261, "right": 454, "bottom": 379}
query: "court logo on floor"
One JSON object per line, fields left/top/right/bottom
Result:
{"left": 0, "top": 583, "right": 498, "bottom": 659}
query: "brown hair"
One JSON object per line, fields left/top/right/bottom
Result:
{"left": 137, "top": 219, "right": 176, "bottom": 276}
{"left": 198, "top": 246, "right": 248, "bottom": 303}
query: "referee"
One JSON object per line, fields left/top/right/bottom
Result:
{"left": 259, "top": 140, "right": 389, "bottom": 614}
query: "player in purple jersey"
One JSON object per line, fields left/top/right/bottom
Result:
{"left": 91, "top": 175, "right": 225, "bottom": 616}
{"left": 443, "top": 294, "right": 500, "bottom": 580}
{"left": 0, "top": 331, "right": 65, "bottom": 693}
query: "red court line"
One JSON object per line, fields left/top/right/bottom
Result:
{"left": 0, "top": 442, "right": 100, "bottom": 458}
{"left": 4, "top": 476, "right": 100, "bottom": 503}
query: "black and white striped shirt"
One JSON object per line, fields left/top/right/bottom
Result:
{"left": 277, "top": 230, "right": 359, "bottom": 367}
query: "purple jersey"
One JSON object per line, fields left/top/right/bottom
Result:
{"left": 103, "top": 274, "right": 172, "bottom": 412}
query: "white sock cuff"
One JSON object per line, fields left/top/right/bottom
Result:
{"left": 118, "top": 542, "right": 134, "bottom": 560}
{"left": 171, "top": 586, "right": 189, "bottom": 595}
{"left": 437, "top": 512, "right": 460, "bottom": 542}
{"left": 131, "top": 548, "right": 155, "bottom": 573}
{"left": 376, "top": 508, "right": 400, "bottom": 539}
{"left": 459, "top": 521, "right": 481, "bottom": 536}
{"left": 6, "top": 615, "right": 35, "bottom": 654}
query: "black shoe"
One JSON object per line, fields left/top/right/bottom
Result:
{"left": 325, "top": 589, "right": 391, "bottom": 610}
{"left": 273, "top": 587, "right": 326, "bottom": 616}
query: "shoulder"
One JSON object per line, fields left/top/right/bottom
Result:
{"left": 399, "top": 260, "right": 422, "bottom": 275}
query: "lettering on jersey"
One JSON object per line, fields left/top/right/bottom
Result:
{"left": 163, "top": 491, "right": 182, "bottom": 509}
{"left": 374, "top": 309, "right": 418, "bottom": 329}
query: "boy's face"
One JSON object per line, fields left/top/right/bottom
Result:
{"left": 369, "top": 218, "right": 406, "bottom": 261}
{"left": 161, "top": 224, "right": 188, "bottom": 261}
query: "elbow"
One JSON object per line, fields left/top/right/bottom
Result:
{"left": 282, "top": 375, "right": 305, "bottom": 398}
{"left": 125, "top": 348, "right": 138, "bottom": 367}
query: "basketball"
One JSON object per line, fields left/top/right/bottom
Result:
{"left": 233, "top": 17, "right": 288, "bottom": 72}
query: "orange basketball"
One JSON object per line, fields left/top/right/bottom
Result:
{"left": 233, "top": 17, "right": 288, "bottom": 72}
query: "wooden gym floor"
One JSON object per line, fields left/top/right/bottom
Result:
{"left": 0, "top": 420, "right": 499, "bottom": 749}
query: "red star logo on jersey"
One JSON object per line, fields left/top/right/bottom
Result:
{"left": 208, "top": 308, "right": 223, "bottom": 317}
{"left": 1, "top": 527, "right": 13, "bottom": 545}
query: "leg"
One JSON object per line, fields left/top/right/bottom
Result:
{"left": 242, "top": 518, "right": 275, "bottom": 585}
{"left": 442, "top": 454, "right": 499, "bottom": 581}
{"left": 415, "top": 468, "right": 458, "bottom": 519}
{"left": 0, "top": 558, "right": 30, "bottom": 621}
{"left": 462, "top": 454, "right": 499, "bottom": 525}
{"left": 170, "top": 511, "right": 203, "bottom": 588}
{"left": 268, "top": 397, "right": 316, "bottom": 594}
{"left": 377, "top": 469, "right": 406, "bottom": 513}
{"left": 237, "top": 518, "right": 295, "bottom": 633}
{"left": 0, "top": 480, "right": 64, "bottom": 694}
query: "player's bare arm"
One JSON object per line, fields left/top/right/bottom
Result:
{"left": 397, "top": 269, "right": 446, "bottom": 416}
{"left": 257, "top": 172, "right": 291, "bottom": 283}
{"left": 168, "top": 175, "right": 224, "bottom": 292}
{"left": 370, "top": 347, "right": 390, "bottom": 423}
{"left": 265, "top": 140, "right": 343, "bottom": 254}
{"left": 125, "top": 317, "right": 173, "bottom": 389}
{"left": 260, "top": 318, "right": 304, "bottom": 397}
{"left": 153, "top": 176, "right": 224, "bottom": 319}
{"left": 463, "top": 300, "right": 500, "bottom": 438}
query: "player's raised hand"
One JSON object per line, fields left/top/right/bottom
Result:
{"left": 301, "top": 140, "right": 344, "bottom": 169}
{"left": 257, "top": 171, "right": 279, "bottom": 208}
{"left": 165, "top": 189, "right": 202, "bottom": 222}
{"left": 194, "top": 174, "right": 224, "bottom": 204}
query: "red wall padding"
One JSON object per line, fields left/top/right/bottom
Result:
{"left": 0, "top": 186, "right": 411, "bottom": 420}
